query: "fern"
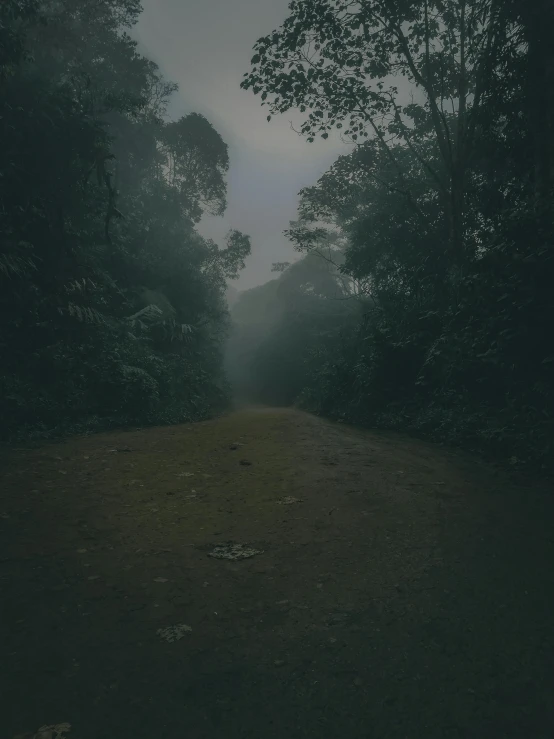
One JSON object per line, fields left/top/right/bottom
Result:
{"left": 59, "top": 303, "right": 106, "bottom": 324}
{"left": 159, "top": 319, "right": 194, "bottom": 341}
{"left": 125, "top": 304, "right": 164, "bottom": 322}
{"left": 0, "top": 252, "right": 37, "bottom": 278}
{"left": 65, "top": 278, "right": 97, "bottom": 293}
{"left": 120, "top": 303, "right": 196, "bottom": 342}
{"left": 124, "top": 304, "right": 163, "bottom": 332}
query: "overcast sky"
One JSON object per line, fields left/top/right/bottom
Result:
{"left": 133, "top": 0, "right": 350, "bottom": 289}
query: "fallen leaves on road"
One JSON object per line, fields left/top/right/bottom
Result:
{"left": 13, "top": 722, "right": 71, "bottom": 739}
{"left": 208, "top": 543, "right": 263, "bottom": 560}
{"left": 157, "top": 624, "right": 192, "bottom": 642}
{"left": 278, "top": 496, "right": 302, "bottom": 505}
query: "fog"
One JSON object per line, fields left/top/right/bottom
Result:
{"left": 133, "top": 0, "right": 350, "bottom": 290}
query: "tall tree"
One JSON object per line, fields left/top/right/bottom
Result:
{"left": 0, "top": 0, "right": 251, "bottom": 438}
{"left": 242, "top": 0, "right": 520, "bottom": 277}
{"left": 514, "top": 0, "right": 554, "bottom": 222}
{"left": 162, "top": 113, "right": 230, "bottom": 222}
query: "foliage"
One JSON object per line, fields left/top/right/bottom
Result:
{"left": 0, "top": 0, "right": 250, "bottom": 440}
{"left": 241, "top": 0, "right": 526, "bottom": 270}
{"left": 238, "top": 0, "right": 554, "bottom": 470}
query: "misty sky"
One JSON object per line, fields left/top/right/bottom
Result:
{"left": 133, "top": 0, "right": 351, "bottom": 289}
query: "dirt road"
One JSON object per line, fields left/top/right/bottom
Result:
{"left": 2, "top": 408, "right": 553, "bottom": 738}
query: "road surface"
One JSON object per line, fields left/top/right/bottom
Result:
{"left": 2, "top": 408, "right": 553, "bottom": 738}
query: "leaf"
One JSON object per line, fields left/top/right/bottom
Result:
{"left": 157, "top": 624, "right": 192, "bottom": 642}
{"left": 33, "top": 724, "right": 71, "bottom": 739}
{"left": 208, "top": 543, "right": 263, "bottom": 560}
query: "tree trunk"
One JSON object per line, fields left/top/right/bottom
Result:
{"left": 522, "top": 1, "right": 554, "bottom": 224}
{"left": 450, "top": 166, "right": 465, "bottom": 262}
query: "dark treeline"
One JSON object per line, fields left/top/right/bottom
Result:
{"left": 229, "top": 0, "right": 554, "bottom": 468}
{"left": 1, "top": 0, "right": 250, "bottom": 439}
{"left": 3, "top": 0, "right": 554, "bottom": 469}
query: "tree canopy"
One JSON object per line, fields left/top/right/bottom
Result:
{"left": 236, "top": 0, "right": 554, "bottom": 468}
{"left": 0, "top": 0, "right": 250, "bottom": 439}
{"left": 2, "top": 0, "right": 554, "bottom": 470}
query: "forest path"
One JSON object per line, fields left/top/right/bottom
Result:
{"left": 2, "top": 408, "right": 554, "bottom": 739}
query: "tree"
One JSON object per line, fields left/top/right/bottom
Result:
{"left": 242, "top": 0, "right": 520, "bottom": 279}
{"left": 0, "top": 0, "right": 251, "bottom": 439}
{"left": 161, "top": 113, "right": 230, "bottom": 222}
{"left": 512, "top": 0, "right": 554, "bottom": 222}
{"left": 236, "top": 16, "right": 554, "bottom": 466}
{"left": 289, "top": 139, "right": 446, "bottom": 300}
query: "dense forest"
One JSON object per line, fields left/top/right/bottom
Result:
{"left": 0, "top": 0, "right": 250, "bottom": 439}
{"left": 229, "top": 0, "right": 554, "bottom": 469}
{"left": 2, "top": 0, "right": 554, "bottom": 471}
